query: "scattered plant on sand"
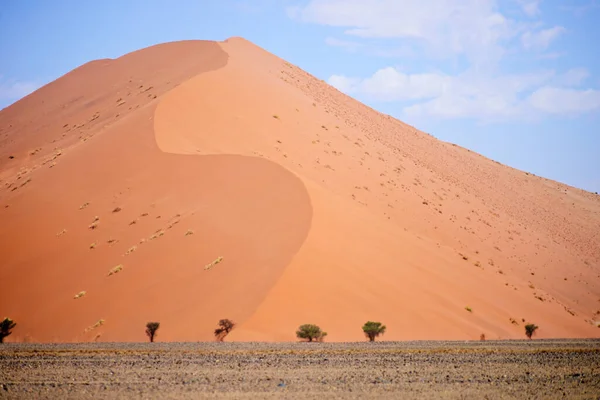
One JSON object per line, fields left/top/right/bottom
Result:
{"left": 74, "top": 291, "right": 86, "bottom": 299}
{"left": 214, "top": 319, "right": 236, "bottom": 341}
{"left": 480, "top": 333, "right": 486, "bottom": 341}
{"left": 362, "top": 321, "right": 386, "bottom": 342}
{"left": 465, "top": 306, "right": 473, "bottom": 313}
{"left": 525, "top": 323, "right": 538, "bottom": 339}
{"left": 204, "top": 256, "right": 223, "bottom": 271}
{"left": 0, "top": 317, "right": 16, "bottom": 343}
{"left": 84, "top": 319, "right": 105, "bottom": 333}
{"left": 107, "top": 264, "right": 123, "bottom": 276}
{"left": 146, "top": 322, "right": 160, "bottom": 342}
{"left": 296, "top": 324, "right": 327, "bottom": 342}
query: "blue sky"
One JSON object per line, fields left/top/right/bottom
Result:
{"left": 1, "top": 0, "right": 599, "bottom": 192}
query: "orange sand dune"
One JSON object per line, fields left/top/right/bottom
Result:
{"left": 0, "top": 37, "right": 598, "bottom": 343}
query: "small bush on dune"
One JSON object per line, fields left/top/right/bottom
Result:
{"left": 214, "top": 319, "right": 236, "bottom": 342}
{"left": 296, "top": 324, "right": 327, "bottom": 342}
{"left": 146, "top": 322, "right": 160, "bottom": 342}
{"left": 362, "top": 321, "right": 386, "bottom": 342}
{"left": 0, "top": 318, "right": 16, "bottom": 343}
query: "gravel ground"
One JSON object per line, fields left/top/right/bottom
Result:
{"left": 1, "top": 339, "right": 599, "bottom": 399}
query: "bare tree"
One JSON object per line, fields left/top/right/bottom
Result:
{"left": 145, "top": 322, "right": 160, "bottom": 342}
{"left": 0, "top": 318, "right": 16, "bottom": 343}
{"left": 214, "top": 319, "right": 236, "bottom": 341}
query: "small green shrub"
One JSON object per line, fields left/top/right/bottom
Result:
{"left": 296, "top": 324, "right": 327, "bottom": 342}
{"left": 362, "top": 321, "right": 386, "bottom": 342}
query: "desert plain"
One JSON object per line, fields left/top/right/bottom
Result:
{"left": 1, "top": 340, "right": 599, "bottom": 399}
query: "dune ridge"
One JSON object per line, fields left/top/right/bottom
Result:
{"left": 0, "top": 37, "right": 598, "bottom": 342}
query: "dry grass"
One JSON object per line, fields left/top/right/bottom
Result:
{"left": 73, "top": 291, "right": 86, "bottom": 299}
{"left": 107, "top": 265, "right": 123, "bottom": 276}
{"left": 204, "top": 256, "right": 224, "bottom": 271}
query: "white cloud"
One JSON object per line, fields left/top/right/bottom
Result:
{"left": 521, "top": 26, "right": 565, "bottom": 49}
{"left": 528, "top": 87, "right": 600, "bottom": 115}
{"left": 330, "top": 67, "right": 599, "bottom": 121}
{"left": 290, "top": 0, "right": 517, "bottom": 64}
{"left": 558, "top": 68, "right": 589, "bottom": 87}
{"left": 519, "top": 0, "right": 541, "bottom": 16}
{"left": 329, "top": 67, "right": 451, "bottom": 101}
{"left": 324, "top": 37, "right": 363, "bottom": 52}
{"left": 291, "top": 0, "right": 599, "bottom": 123}
{"left": 328, "top": 75, "right": 361, "bottom": 93}
{"left": 0, "top": 78, "right": 39, "bottom": 107}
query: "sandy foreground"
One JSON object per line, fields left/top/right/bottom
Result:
{"left": 0, "top": 37, "right": 599, "bottom": 343}
{"left": 1, "top": 340, "right": 599, "bottom": 399}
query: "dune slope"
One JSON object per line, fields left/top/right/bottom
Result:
{"left": 1, "top": 37, "right": 599, "bottom": 342}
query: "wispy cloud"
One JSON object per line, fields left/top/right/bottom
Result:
{"left": 289, "top": 0, "right": 518, "bottom": 65}
{"left": 528, "top": 87, "right": 600, "bottom": 115}
{"left": 517, "top": 0, "right": 541, "bottom": 17}
{"left": 289, "top": 0, "right": 599, "bottom": 123}
{"left": 324, "top": 37, "right": 363, "bottom": 52}
{"left": 559, "top": 0, "right": 600, "bottom": 17}
{"left": 329, "top": 67, "right": 599, "bottom": 121}
{"left": 521, "top": 26, "right": 565, "bottom": 50}
{"left": 0, "top": 77, "right": 40, "bottom": 108}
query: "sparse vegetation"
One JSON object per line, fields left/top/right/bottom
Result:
{"left": 145, "top": 322, "right": 160, "bottom": 343}
{"left": 214, "top": 319, "right": 236, "bottom": 342}
{"left": 84, "top": 319, "right": 104, "bottom": 333}
{"left": 150, "top": 230, "right": 165, "bottom": 240}
{"left": 525, "top": 323, "right": 538, "bottom": 339}
{"left": 0, "top": 317, "right": 16, "bottom": 343}
{"left": 465, "top": 306, "right": 473, "bottom": 313}
{"left": 112, "top": 207, "right": 122, "bottom": 213}
{"left": 272, "top": 115, "right": 279, "bottom": 119}
{"left": 480, "top": 333, "right": 486, "bottom": 341}
{"left": 74, "top": 291, "right": 86, "bottom": 299}
{"left": 204, "top": 256, "right": 223, "bottom": 271}
{"left": 185, "top": 230, "right": 194, "bottom": 236}
{"left": 108, "top": 264, "right": 123, "bottom": 276}
{"left": 296, "top": 324, "right": 327, "bottom": 342}
{"left": 90, "top": 242, "right": 97, "bottom": 249}
{"left": 362, "top": 321, "right": 386, "bottom": 342}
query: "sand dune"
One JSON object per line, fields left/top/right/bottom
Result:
{"left": 0, "top": 37, "right": 598, "bottom": 342}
